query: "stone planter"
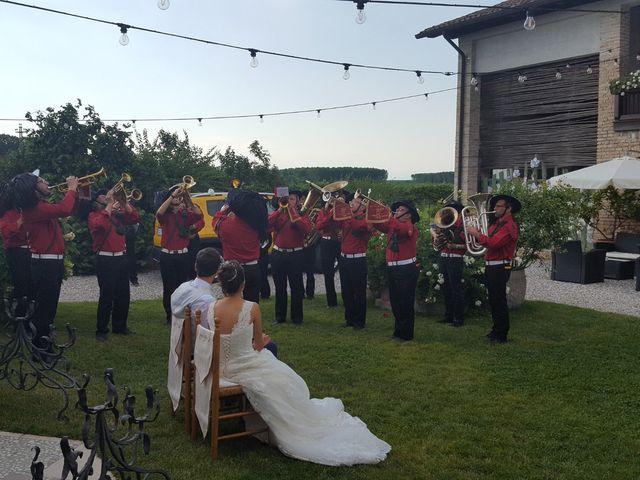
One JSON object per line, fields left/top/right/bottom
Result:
{"left": 507, "top": 268, "right": 527, "bottom": 309}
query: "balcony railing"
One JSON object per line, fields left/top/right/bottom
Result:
{"left": 614, "top": 92, "right": 640, "bottom": 131}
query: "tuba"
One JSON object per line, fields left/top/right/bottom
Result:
{"left": 50, "top": 167, "right": 107, "bottom": 192}
{"left": 431, "top": 206, "right": 459, "bottom": 251}
{"left": 461, "top": 193, "right": 494, "bottom": 256}
{"left": 302, "top": 180, "right": 348, "bottom": 247}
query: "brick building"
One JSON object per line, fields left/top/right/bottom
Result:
{"left": 417, "top": 0, "right": 640, "bottom": 197}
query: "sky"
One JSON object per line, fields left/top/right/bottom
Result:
{"left": 0, "top": 0, "right": 495, "bottom": 180}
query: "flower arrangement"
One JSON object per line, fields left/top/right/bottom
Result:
{"left": 609, "top": 70, "right": 640, "bottom": 95}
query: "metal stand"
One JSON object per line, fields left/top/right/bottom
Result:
{"left": 69, "top": 368, "right": 171, "bottom": 479}
{"left": 0, "top": 299, "right": 80, "bottom": 420}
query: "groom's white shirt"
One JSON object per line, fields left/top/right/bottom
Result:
{"left": 171, "top": 277, "right": 217, "bottom": 330}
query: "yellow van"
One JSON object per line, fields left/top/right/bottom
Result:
{"left": 152, "top": 190, "right": 275, "bottom": 258}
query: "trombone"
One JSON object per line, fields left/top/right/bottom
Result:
{"left": 50, "top": 167, "right": 107, "bottom": 192}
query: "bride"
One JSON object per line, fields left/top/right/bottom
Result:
{"left": 207, "top": 260, "right": 391, "bottom": 466}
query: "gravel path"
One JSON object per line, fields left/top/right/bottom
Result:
{"left": 59, "top": 262, "right": 638, "bottom": 317}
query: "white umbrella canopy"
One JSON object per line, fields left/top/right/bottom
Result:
{"left": 547, "top": 156, "right": 640, "bottom": 189}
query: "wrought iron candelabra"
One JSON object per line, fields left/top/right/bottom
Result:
{"left": 65, "top": 368, "right": 171, "bottom": 479}
{"left": 0, "top": 298, "right": 80, "bottom": 419}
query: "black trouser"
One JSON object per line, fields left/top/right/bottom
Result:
{"left": 338, "top": 256, "right": 368, "bottom": 328}
{"left": 486, "top": 264, "right": 511, "bottom": 340}
{"left": 302, "top": 245, "right": 316, "bottom": 298}
{"left": 95, "top": 255, "right": 131, "bottom": 334}
{"left": 187, "top": 235, "right": 201, "bottom": 279}
{"left": 438, "top": 255, "right": 465, "bottom": 325}
{"left": 242, "top": 263, "right": 261, "bottom": 304}
{"left": 388, "top": 263, "right": 419, "bottom": 340}
{"left": 160, "top": 252, "right": 191, "bottom": 321}
{"left": 125, "top": 227, "right": 138, "bottom": 284}
{"left": 30, "top": 258, "right": 65, "bottom": 347}
{"left": 259, "top": 248, "right": 271, "bottom": 299}
{"left": 320, "top": 238, "right": 341, "bottom": 307}
{"left": 6, "top": 247, "right": 31, "bottom": 304}
{"left": 271, "top": 249, "right": 304, "bottom": 324}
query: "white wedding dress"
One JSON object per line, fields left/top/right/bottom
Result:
{"left": 208, "top": 300, "right": 391, "bottom": 466}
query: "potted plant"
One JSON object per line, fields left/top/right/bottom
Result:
{"left": 609, "top": 70, "right": 640, "bottom": 96}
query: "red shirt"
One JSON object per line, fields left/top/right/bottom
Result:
{"left": 0, "top": 209, "right": 28, "bottom": 248}
{"left": 317, "top": 210, "right": 371, "bottom": 254}
{"left": 22, "top": 190, "right": 78, "bottom": 255}
{"left": 375, "top": 217, "right": 419, "bottom": 262}
{"left": 88, "top": 207, "right": 140, "bottom": 253}
{"left": 315, "top": 208, "right": 340, "bottom": 239}
{"left": 477, "top": 216, "right": 519, "bottom": 262}
{"left": 214, "top": 210, "right": 260, "bottom": 263}
{"left": 440, "top": 217, "right": 466, "bottom": 255}
{"left": 267, "top": 208, "right": 313, "bottom": 249}
{"left": 157, "top": 209, "right": 203, "bottom": 250}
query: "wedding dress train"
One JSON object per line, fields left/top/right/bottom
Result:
{"left": 208, "top": 300, "right": 391, "bottom": 466}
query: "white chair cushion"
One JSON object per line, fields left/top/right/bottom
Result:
{"left": 606, "top": 252, "right": 640, "bottom": 261}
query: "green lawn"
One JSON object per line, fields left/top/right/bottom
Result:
{"left": 1, "top": 298, "right": 639, "bottom": 479}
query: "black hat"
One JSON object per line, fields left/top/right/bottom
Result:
{"left": 91, "top": 189, "right": 108, "bottom": 203}
{"left": 489, "top": 194, "right": 521, "bottom": 214}
{"left": 444, "top": 200, "right": 464, "bottom": 213}
{"left": 391, "top": 199, "right": 420, "bottom": 224}
{"left": 10, "top": 173, "right": 39, "bottom": 210}
{"left": 227, "top": 189, "right": 268, "bottom": 239}
{"left": 343, "top": 190, "right": 355, "bottom": 202}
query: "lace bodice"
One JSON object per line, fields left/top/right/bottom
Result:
{"left": 208, "top": 300, "right": 255, "bottom": 375}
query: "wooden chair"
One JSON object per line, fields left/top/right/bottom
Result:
{"left": 192, "top": 316, "right": 268, "bottom": 458}
{"left": 169, "top": 306, "right": 197, "bottom": 437}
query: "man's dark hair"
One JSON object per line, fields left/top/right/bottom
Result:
{"left": 10, "top": 173, "right": 39, "bottom": 210}
{"left": 195, "top": 247, "right": 222, "bottom": 277}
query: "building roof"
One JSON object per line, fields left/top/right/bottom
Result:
{"left": 415, "top": 0, "right": 600, "bottom": 39}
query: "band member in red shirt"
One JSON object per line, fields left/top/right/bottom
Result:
{"left": 156, "top": 185, "right": 204, "bottom": 324}
{"left": 374, "top": 200, "right": 420, "bottom": 342}
{"left": 88, "top": 189, "right": 140, "bottom": 341}
{"left": 434, "top": 201, "right": 467, "bottom": 327}
{"left": 214, "top": 189, "right": 268, "bottom": 304}
{"left": 317, "top": 193, "right": 372, "bottom": 329}
{"left": 268, "top": 190, "right": 313, "bottom": 325}
{"left": 0, "top": 183, "right": 30, "bottom": 306}
{"left": 315, "top": 193, "right": 345, "bottom": 308}
{"left": 466, "top": 194, "right": 520, "bottom": 344}
{"left": 10, "top": 171, "right": 79, "bottom": 346}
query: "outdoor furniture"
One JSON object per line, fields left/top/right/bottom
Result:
{"left": 551, "top": 241, "right": 606, "bottom": 284}
{"left": 636, "top": 258, "right": 640, "bottom": 291}
{"left": 169, "top": 306, "right": 197, "bottom": 438}
{"left": 192, "top": 316, "right": 268, "bottom": 459}
{"left": 594, "top": 233, "right": 640, "bottom": 281}
{"left": 604, "top": 258, "right": 636, "bottom": 280}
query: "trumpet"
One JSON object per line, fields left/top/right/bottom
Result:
{"left": 50, "top": 167, "right": 107, "bottom": 192}
{"left": 110, "top": 172, "right": 142, "bottom": 204}
{"left": 174, "top": 175, "right": 196, "bottom": 208}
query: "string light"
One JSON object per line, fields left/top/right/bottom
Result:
{"left": 586, "top": 65, "right": 593, "bottom": 74}
{"left": 523, "top": 10, "right": 535, "bottom": 31}
{"left": 118, "top": 24, "right": 130, "bottom": 46}
{"left": 259, "top": 115, "right": 264, "bottom": 124}
{"left": 157, "top": 0, "right": 170, "bottom": 10}
{"left": 416, "top": 71, "right": 424, "bottom": 84}
{"left": 316, "top": 109, "right": 321, "bottom": 118}
{"left": 424, "top": 94, "right": 429, "bottom": 101}
{"left": 343, "top": 64, "right": 351, "bottom": 80}
{"left": 355, "top": 0, "right": 367, "bottom": 24}
{"left": 555, "top": 70, "right": 562, "bottom": 80}
{"left": 470, "top": 74, "right": 478, "bottom": 86}
{"left": 249, "top": 49, "right": 259, "bottom": 68}
{"left": 372, "top": 102, "right": 376, "bottom": 110}
{"left": 197, "top": 118, "right": 202, "bottom": 127}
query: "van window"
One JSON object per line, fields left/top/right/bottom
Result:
{"left": 206, "top": 200, "right": 226, "bottom": 216}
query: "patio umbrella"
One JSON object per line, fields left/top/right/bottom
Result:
{"left": 547, "top": 156, "right": 640, "bottom": 189}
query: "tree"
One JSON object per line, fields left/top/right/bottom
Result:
{"left": 215, "top": 141, "right": 282, "bottom": 191}
{"left": 575, "top": 186, "right": 640, "bottom": 241}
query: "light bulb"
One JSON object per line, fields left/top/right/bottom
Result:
{"left": 249, "top": 50, "right": 259, "bottom": 68}
{"left": 198, "top": 118, "right": 202, "bottom": 127}
{"left": 523, "top": 11, "right": 535, "bottom": 31}
{"left": 555, "top": 70, "right": 562, "bottom": 80}
{"left": 118, "top": 25, "right": 130, "bottom": 46}
{"left": 158, "top": 0, "right": 170, "bottom": 10}
{"left": 259, "top": 115, "right": 264, "bottom": 124}
{"left": 586, "top": 65, "right": 593, "bottom": 74}
{"left": 372, "top": 102, "right": 376, "bottom": 110}
{"left": 356, "top": 9, "right": 366, "bottom": 24}
{"left": 343, "top": 64, "right": 350, "bottom": 80}
{"left": 424, "top": 94, "right": 429, "bottom": 101}
{"left": 470, "top": 74, "right": 478, "bottom": 86}
{"left": 316, "top": 110, "right": 321, "bottom": 119}
{"left": 416, "top": 71, "right": 424, "bottom": 84}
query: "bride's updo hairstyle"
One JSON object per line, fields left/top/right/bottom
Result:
{"left": 217, "top": 260, "right": 245, "bottom": 296}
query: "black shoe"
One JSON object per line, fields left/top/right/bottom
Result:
{"left": 96, "top": 332, "right": 108, "bottom": 342}
{"left": 327, "top": 304, "right": 338, "bottom": 308}
{"left": 340, "top": 323, "right": 353, "bottom": 328}
{"left": 113, "top": 328, "right": 136, "bottom": 336}
{"left": 486, "top": 331, "right": 497, "bottom": 339}
{"left": 271, "top": 319, "right": 285, "bottom": 326}
{"left": 437, "top": 318, "right": 453, "bottom": 324}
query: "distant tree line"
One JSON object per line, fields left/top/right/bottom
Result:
{"left": 411, "top": 172, "right": 454, "bottom": 184}
{"left": 280, "top": 167, "right": 388, "bottom": 185}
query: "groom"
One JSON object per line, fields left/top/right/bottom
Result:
{"left": 171, "top": 247, "right": 277, "bottom": 356}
